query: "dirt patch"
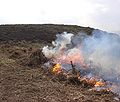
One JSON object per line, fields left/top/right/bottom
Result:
{"left": 26, "top": 49, "right": 48, "bottom": 67}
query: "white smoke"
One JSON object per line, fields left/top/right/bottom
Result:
{"left": 42, "top": 29, "right": 120, "bottom": 93}
{"left": 42, "top": 32, "right": 74, "bottom": 59}
{"left": 82, "top": 30, "right": 120, "bottom": 81}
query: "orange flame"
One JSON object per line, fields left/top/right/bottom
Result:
{"left": 95, "top": 81, "right": 106, "bottom": 87}
{"left": 52, "top": 63, "right": 62, "bottom": 74}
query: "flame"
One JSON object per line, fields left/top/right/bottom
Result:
{"left": 56, "top": 50, "right": 85, "bottom": 66}
{"left": 67, "top": 52, "right": 84, "bottom": 64}
{"left": 95, "top": 81, "right": 106, "bottom": 87}
{"left": 88, "top": 78, "right": 97, "bottom": 85}
{"left": 52, "top": 63, "right": 62, "bottom": 74}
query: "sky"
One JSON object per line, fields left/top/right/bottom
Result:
{"left": 0, "top": 0, "right": 120, "bottom": 33}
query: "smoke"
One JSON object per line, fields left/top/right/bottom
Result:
{"left": 42, "top": 32, "right": 74, "bottom": 59}
{"left": 82, "top": 30, "right": 120, "bottom": 81}
{"left": 42, "top": 29, "right": 120, "bottom": 93}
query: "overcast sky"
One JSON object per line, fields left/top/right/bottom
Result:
{"left": 0, "top": 0, "right": 120, "bottom": 33}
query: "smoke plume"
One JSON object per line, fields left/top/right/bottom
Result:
{"left": 42, "top": 29, "right": 120, "bottom": 94}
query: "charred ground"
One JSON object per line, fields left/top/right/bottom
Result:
{"left": 0, "top": 24, "right": 93, "bottom": 42}
{"left": 0, "top": 24, "right": 119, "bottom": 102}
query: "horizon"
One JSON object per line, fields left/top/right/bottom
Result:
{"left": 0, "top": 23, "right": 119, "bottom": 34}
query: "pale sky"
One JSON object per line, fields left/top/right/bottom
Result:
{"left": 0, "top": 0, "right": 120, "bottom": 33}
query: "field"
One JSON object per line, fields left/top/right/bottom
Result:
{"left": 0, "top": 24, "right": 119, "bottom": 102}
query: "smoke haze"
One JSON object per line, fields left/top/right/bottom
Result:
{"left": 42, "top": 29, "right": 120, "bottom": 93}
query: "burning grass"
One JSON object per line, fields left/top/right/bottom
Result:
{"left": 49, "top": 62, "right": 110, "bottom": 90}
{"left": 42, "top": 31, "right": 120, "bottom": 97}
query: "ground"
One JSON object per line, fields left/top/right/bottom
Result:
{"left": 0, "top": 24, "right": 119, "bottom": 102}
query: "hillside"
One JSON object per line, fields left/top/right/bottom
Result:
{"left": 0, "top": 24, "right": 119, "bottom": 102}
{"left": 0, "top": 24, "right": 93, "bottom": 42}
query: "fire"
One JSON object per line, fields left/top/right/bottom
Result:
{"left": 52, "top": 63, "right": 62, "bottom": 74}
{"left": 67, "top": 50, "right": 84, "bottom": 65}
{"left": 42, "top": 32, "right": 120, "bottom": 95}
{"left": 88, "top": 78, "right": 97, "bottom": 85}
{"left": 55, "top": 48, "right": 85, "bottom": 65}
{"left": 95, "top": 81, "right": 106, "bottom": 87}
